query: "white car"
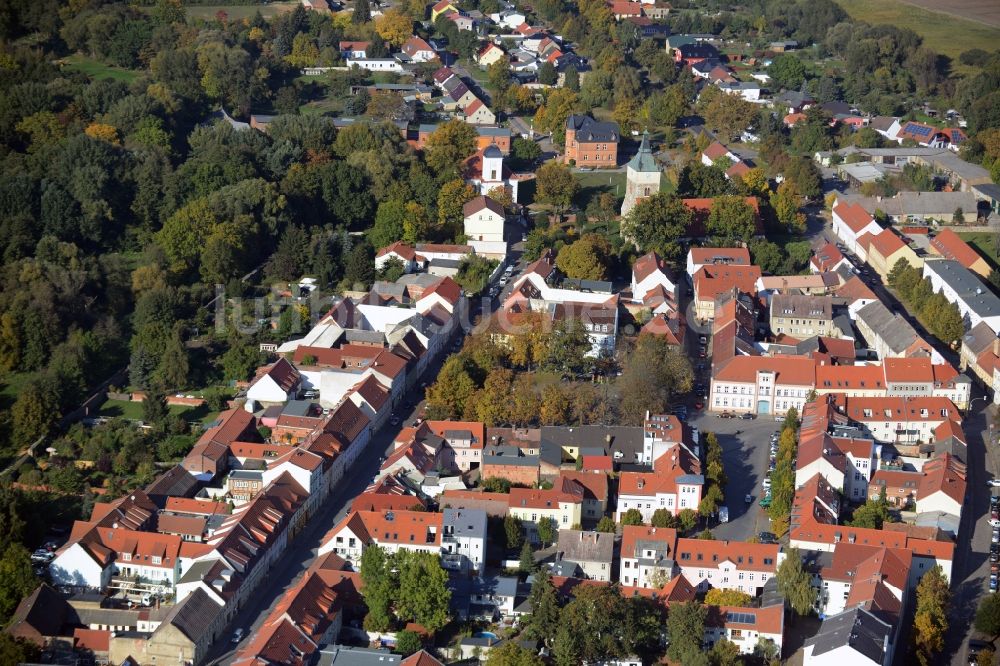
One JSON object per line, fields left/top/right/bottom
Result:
{"left": 990, "top": 519, "right": 1000, "bottom": 528}
{"left": 761, "top": 478, "right": 772, "bottom": 490}
{"left": 988, "top": 479, "right": 1000, "bottom": 488}
{"left": 231, "top": 628, "right": 245, "bottom": 644}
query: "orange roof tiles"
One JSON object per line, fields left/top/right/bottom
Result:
{"left": 868, "top": 229, "right": 907, "bottom": 258}
{"left": 833, "top": 201, "right": 876, "bottom": 234}
{"left": 707, "top": 603, "right": 783, "bottom": 636}
{"left": 713, "top": 355, "right": 815, "bottom": 385}
{"left": 674, "top": 538, "right": 780, "bottom": 571}
{"left": 930, "top": 228, "right": 984, "bottom": 269}
{"left": 693, "top": 265, "right": 762, "bottom": 303}
{"left": 621, "top": 525, "right": 678, "bottom": 559}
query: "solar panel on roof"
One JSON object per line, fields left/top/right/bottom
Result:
{"left": 727, "top": 611, "right": 757, "bottom": 624}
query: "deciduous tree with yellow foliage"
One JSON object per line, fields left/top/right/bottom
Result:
{"left": 374, "top": 9, "right": 413, "bottom": 48}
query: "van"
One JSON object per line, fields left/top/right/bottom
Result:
{"left": 718, "top": 506, "right": 729, "bottom": 523}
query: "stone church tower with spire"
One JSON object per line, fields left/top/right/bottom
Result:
{"left": 620, "top": 131, "right": 661, "bottom": 217}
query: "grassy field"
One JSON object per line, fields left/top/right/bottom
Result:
{"left": 835, "top": 0, "right": 1000, "bottom": 74}
{"left": 98, "top": 399, "right": 218, "bottom": 424}
{"left": 183, "top": 2, "right": 299, "bottom": 20}
{"left": 62, "top": 55, "right": 140, "bottom": 83}
{"left": 573, "top": 170, "right": 626, "bottom": 211}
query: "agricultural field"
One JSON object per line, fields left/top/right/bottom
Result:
{"left": 835, "top": 0, "right": 1000, "bottom": 74}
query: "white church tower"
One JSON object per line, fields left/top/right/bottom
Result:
{"left": 621, "top": 131, "right": 661, "bottom": 216}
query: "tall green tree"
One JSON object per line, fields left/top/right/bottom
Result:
{"left": 776, "top": 547, "right": 815, "bottom": 616}
{"left": 667, "top": 601, "right": 708, "bottom": 664}
{"left": 524, "top": 568, "right": 561, "bottom": 644}
{"left": 0, "top": 544, "right": 36, "bottom": 624}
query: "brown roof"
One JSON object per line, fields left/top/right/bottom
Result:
{"left": 557, "top": 470, "right": 609, "bottom": 502}
{"left": 463, "top": 195, "right": 505, "bottom": 218}
{"left": 253, "top": 358, "right": 300, "bottom": 393}
{"left": 633, "top": 251, "right": 669, "bottom": 283}
{"left": 693, "top": 264, "right": 761, "bottom": 303}
{"left": 702, "top": 141, "right": 732, "bottom": 161}
{"left": 621, "top": 525, "right": 677, "bottom": 559}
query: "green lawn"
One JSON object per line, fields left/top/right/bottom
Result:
{"left": 835, "top": 0, "right": 1000, "bottom": 75}
{"left": 98, "top": 399, "right": 218, "bottom": 424}
{"left": 573, "top": 170, "right": 626, "bottom": 210}
{"left": 956, "top": 231, "right": 1000, "bottom": 269}
{"left": 62, "top": 55, "right": 140, "bottom": 83}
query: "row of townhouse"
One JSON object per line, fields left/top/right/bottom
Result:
{"left": 618, "top": 525, "right": 782, "bottom": 595}
{"left": 709, "top": 355, "right": 970, "bottom": 417}
{"left": 318, "top": 507, "right": 489, "bottom": 575}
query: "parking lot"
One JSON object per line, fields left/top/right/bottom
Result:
{"left": 687, "top": 409, "right": 783, "bottom": 543}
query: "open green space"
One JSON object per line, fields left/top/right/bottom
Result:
{"left": 62, "top": 54, "right": 140, "bottom": 83}
{"left": 835, "top": 0, "right": 1000, "bottom": 75}
{"left": 98, "top": 399, "right": 218, "bottom": 424}
{"left": 183, "top": 2, "right": 299, "bottom": 20}
{"left": 573, "top": 170, "right": 626, "bottom": 210}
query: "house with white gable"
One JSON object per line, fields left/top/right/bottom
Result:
{"left": 701, "top": 141, "right": 741, "bottom": 168}
{"left": 463, "top": 195, "right": 506, "bottom": 244}
{"left": 831, "top": 200, "right": 882, "bottom": 257}
{"left": 619, "top": 525, "right": 678, "bottom": 588}
{"left": 245, "top": 358, "right": 301, "bottom": 412}
{"left": 400, "top": 36, "right": 437, "bottom": 63}
{"left": 375, "top": 241, "right": 426, "bottom": 274}
{"left": 318, "top": 510, "right": 443, "bottom": 566}
{"left": 466, "top": 144, "right": 518, "bottom": 202}
{"left": 476, "top": 42, "right": 507, "bottom": 68}
{"left": 631, "top": 251, "right": 678, "bottom": 307}
{"left": 616, "top": 444, "right": 703, "bottom": 522}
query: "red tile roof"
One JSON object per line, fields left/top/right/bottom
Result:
{"left": 463, "top": 194, "right": 505, "bottom": 218}
{"left": 702, "top": 142, "right": 732, "bottom": 161}
{"left": 833, "top": 201, "right": 877, "bottom": 234}
{"left": 693, "top": 265, "right": 762, "bottom": 303}
{"left": 377, "top": 241, "right": 418, "bottom": 261}
{"left": 621, "top": 525, "right": 678, "bottom": 559}
{"left": 633, "top": 251, "right": 669, "bottom": 283}
{"left": 713, "top": 355, "right": 815, "bottom": 385}
{"left": 868, "top": 229, "right": 907, "bottom": 258}
{"left": 674, "top": 538, "right": 780, "bottom": 571}
{"left": 706, "top": 603, "right": 783, "bottom": 636}
{"left": 930, "top": 228, "right": 984, "bottom": 269}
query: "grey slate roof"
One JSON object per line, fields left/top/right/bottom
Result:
{"left": 315, "top": 645, "right": 402, "bottom": 665}
{"left": 841, "top": 191, "right": 980, "bottom": 218}
{"left": 566, "top": 115, "right": 620, "bottom": 143}
{"left": 924, "top": 259, "right": 1000, "bottom": 318}
{"left": 807, "top": 607, "right": 891, "bottom": 663}
{"left": 161, "top": 589, "right": 222, "bottom": 643}
{"left": 556, "top": 530, "right": 614, "bottom": 563}
{"left": 540, "top": 425, "right": 643, "bottom": 461}
{"left": 443, "top": 507, "right": 487, "bottom": 537}
{"left": 962, "top": 320, "right": 997, "bottom": 355}
{"left": 855, "top": 301, "right": 922, "bottom": 355}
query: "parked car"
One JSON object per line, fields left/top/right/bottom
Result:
{"left": 741, "top": 412, "right": 755, "bottom": 420}
{"left": 745, "top": 494, "right": 753, "bottom": 504}
{"left": 231, "top": 628, "right": 245, "bottom": 644}
{"left": 758, "top": 531, "right": 777, "bottom": 544}
{"left": 699, "top": 336, "right": 708, "bottom": 345}
{"left": 761, "top": 478, "right": 772, "bottom": 490}
{"left": 988, "top": 479, "right": 1000, "bottom": 488}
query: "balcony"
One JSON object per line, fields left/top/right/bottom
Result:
{"left": 108, "top": 574, "right": 173, "bottom": 599}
